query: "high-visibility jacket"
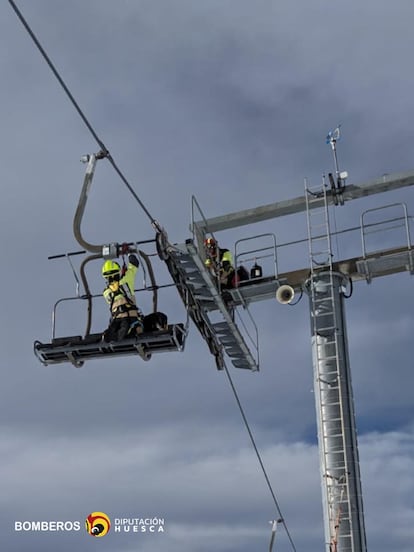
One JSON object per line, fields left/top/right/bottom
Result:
{"left": 103, "top": 263, "right": 139, "bottom": 319}
{"left": 220, "top": 248, "right": 233, "bottom": 266}
{"left": 205, "top": 247, "right": 234, "bottom": 286}
{"left": 219, "top": 249, "right": 234, "bottom": 287}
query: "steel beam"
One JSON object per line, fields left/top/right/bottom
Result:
{"left": 197, "top": 170, "right": 414, "bottom": 232}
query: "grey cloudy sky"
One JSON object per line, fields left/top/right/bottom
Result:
{"left": 1, "top": 1, "right": 414, "bottom": 551}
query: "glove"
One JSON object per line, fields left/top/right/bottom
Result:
{"left": 128, "top": 254, "right": 139, "bottom": 268}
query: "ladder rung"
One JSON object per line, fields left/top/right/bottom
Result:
{"left": 226, "top": 348, "right": 244, "bottom": 357}
{"left": 310, "top": 257, "right": 332, "bottom": 263}
{"left": 320, "top": 397, "right": 341, "bottom": 404}
{"left": 311, "top": 250, "right": 332, "bottom": 256}
{"left": 307, "top": 196, "right": 325, "bottom": 203}
{"left": 219, "top": 338, "right": 237, "bottom": 346}
{"left": 213, "top": 322, "right": 230, "bottom": 332}
{"left": 311, "top": 263, "right": 332, "bottom": 269}
{"left": 321, "top": 402, "right": 341, "bottom": 408}
{"left": 232, "top": 360, "right": 250, "bottom": 369}
{"left": 313, "top": 296, "right": 334, "bottom": 304}
{"left": 311, "top": 260, "right": 332, "bottom": 267}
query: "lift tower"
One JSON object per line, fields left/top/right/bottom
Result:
{"left": 174, "top": 168, "right": 414, "bottom": 552}
{"left": 305, "top": 181, "right": 366, "bottom": 552}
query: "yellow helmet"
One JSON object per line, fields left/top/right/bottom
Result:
{"left": 102, "top": 260, "right": 121, "bottom": 278}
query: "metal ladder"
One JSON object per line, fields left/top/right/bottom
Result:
{"left": 305, "top": 180, "right": 335, "bottom": 271}
{"left": 305, "top": 181, "right": 354, "bottom": 551}
{"left": 165, "top": 240, "right": 259, "bottom": 371}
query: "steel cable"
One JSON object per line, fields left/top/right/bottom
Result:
{"left": 10, "top": 4, "right": 299, "bottom": 548}
{"left": 8, "top": 0, "right": 158, "bottom": 229}
{"left": 224, "top": 363, "right": 298, "bottom": 552}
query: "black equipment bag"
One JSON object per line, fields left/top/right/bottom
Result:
{"left": 237, "top": 266, "right": 249, "bottom": 281}
{"left": 143, "top": 312, "right": 168, "bottom": 332}
{"left": 231, "top": 265, "right": 250, "bottom": 287}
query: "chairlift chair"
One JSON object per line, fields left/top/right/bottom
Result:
{"left": 34, "top": 152, "right": 188, "bottom": 368}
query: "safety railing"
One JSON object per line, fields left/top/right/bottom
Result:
{"left": 234, "top": 233, "right": 279, "bottom": 284}
{"left": 360, "top": 202, "right": 412, "bottom": 258}
{"left": 233, "top": 303, "right": 260, "bottom": 367}
{"left": 359, "top": 202, "right": 414, "bottom": 282}
{"left": 191, "top": 195, "right": 216, "bottom": 247}
{"left": 49, "top": 252, "right": 91, "bottom": 340}
{"left": 231, "top": 234, "right": 278, "bottom": 366}
{"left": 51, "top": 295, "right": 91, "bottom": 340}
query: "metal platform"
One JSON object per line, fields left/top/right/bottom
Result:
{"left": 223, "top": 276, "right": 287, "bottom": 308}
{"left": 170, "top": 244, "right": 414, "bottom": 313}
{"left": 34, "top": 324, "right": 187, "bottom": 368}
{"left": 164, "top": 239, "right": 259, "bottom": 371}
{"left": 355, "top": 247, "right": 414, "bottom": 282}
{"left": 232, "top": 245, "right": 414, "bottom": 297}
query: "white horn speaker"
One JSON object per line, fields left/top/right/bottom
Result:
{"left": 276, "top": 284, "right": 295, "bottom": 304}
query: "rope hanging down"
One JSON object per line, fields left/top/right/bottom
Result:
{"left": 8, "top": 0, "right": 160, "bottom": 232}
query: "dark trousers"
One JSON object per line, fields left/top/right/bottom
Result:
{"left": 103, "top": 318, "right": 135, "bottom": 342}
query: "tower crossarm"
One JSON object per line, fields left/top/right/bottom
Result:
{"left": 196, "top": 170, "right": 414, "bottom": 232}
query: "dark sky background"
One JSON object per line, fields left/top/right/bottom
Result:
{"left": 1, "top": 1, "right": 413, "bottom": 551}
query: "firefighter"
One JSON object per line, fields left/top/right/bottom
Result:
{"left": 101, "top": 254, "right": 143, "bottom": 342}
{"left": 204, "top": 237, "right": 235, "bottom": 289}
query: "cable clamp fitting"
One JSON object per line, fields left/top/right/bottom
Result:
{"left": 102, "top": 243, "right": 119, "bottom": 259}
